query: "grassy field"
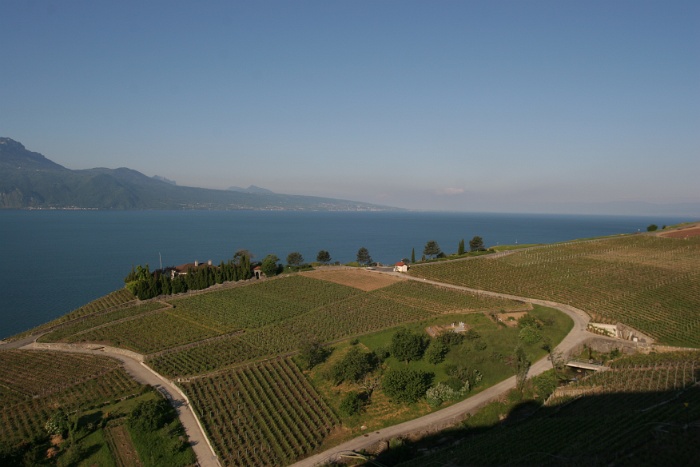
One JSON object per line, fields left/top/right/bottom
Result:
{"left": 410, "top": 234, "right": 700, "bottom": 347}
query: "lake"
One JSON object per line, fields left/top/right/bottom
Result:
{"left": 0, "top": 210, "right": 690, "bottom": 339}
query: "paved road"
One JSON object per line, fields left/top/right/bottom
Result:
{"left": 20, "top": 342, "right": 221, "bottom": 467}
{"left": 290, "top": 272, "right": 592, "bottom": 467}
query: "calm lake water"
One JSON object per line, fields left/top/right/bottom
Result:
{"left": 0, "top": 210, "right": 690, "bottom": 339}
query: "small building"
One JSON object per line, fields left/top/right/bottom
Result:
{"left": 166, "top": 260, "right": 213, "bottom": 279}
{"left": 253, "top": 266, "right": 263, "bottom": 279}
{"left": 394, "top": 261, "right": 409, "bottom": 273}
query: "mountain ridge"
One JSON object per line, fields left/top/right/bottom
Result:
{"left": 0, "top": 138, "right": 400, "bottom": 211}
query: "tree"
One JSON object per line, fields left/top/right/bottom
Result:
{"left": 411, "top": 247, "right": 416, "bottom": 264}
{"left": 390, "top": 328, "right": 427, "bottom": 363}
{"left": 469, "top": 236, "right": 485, "bottom": 252}
{"left": 356, "top": 247, "right": 372, "bottom": 266}
{"left": 233, "top": 249, "right": 253, "bottom": 264}
{"left": 425, "top": 338, "right": 449, "bottom": 364}
{"left": 382, "top": 368, "right": 433, "bottom": 403}
{"left": 423, "top": 240, "right": 441, "bottom": 259}
{"left": 298, "top": 340, "right": 330, "bottom": 370}
{"left": 339, "top": 391, "right": 367, "bottom": 416}
{"left": 129, "top": 397, "right": 174, "bottom": 432}
{"left": 316, "top": 250, "right": 331, "bottom": 264}
{"left": 647, "top": 224, "right": 658, "bottom": 232}
{"left": 458, "top": 238, "right": 465, "bottom": 255}
{"left": 330, "top": 347, "right": 376, "bottom": 384}
{"left": 286, "top": 251, "right": 304, "bottom": 267}
{"left": 261, "top": 254, "right": 280, "bottom": 277}
{"left": 514, "top": 344, "right": 530, "bottom": 393}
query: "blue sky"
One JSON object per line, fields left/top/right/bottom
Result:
{"left": 1, "top": 1, "right": 698, "bottom": 214}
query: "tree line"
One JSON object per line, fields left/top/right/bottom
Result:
{"left": 124, "top": 253, "right": 252, "bottom": 300}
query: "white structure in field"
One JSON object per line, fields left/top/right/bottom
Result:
{"left": 394, "top": 261, "right": 409, "bottom": 273}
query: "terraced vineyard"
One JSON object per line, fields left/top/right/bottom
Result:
{"left": 182, "top": 358, "right": 339, "bottom": 466}
{"left": 12, "top": 288, "right": 137, "bottom": 340}
{"left": 401, "top": 352, "right": 700, "bottom": 466}
{"left": 411, "top": 235, "right": 700, "bottom": 347}
{"left": 0, "top": 350, "right": 142, "bottom": 447}
{"left": 149, "top": 277, "right": 524, "bottom": 378}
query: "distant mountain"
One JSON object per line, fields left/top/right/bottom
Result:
{"left": 228, "top": 185, "right": 274, "bottom": 195}
{"left": 0, "top": 138, "right": 400, "bottom": 211}
{"left": 152, "top": 175, "right": 177, "bottom": 185}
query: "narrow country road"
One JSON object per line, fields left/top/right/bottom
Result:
{"left": 290, "top": 272, "right": 592, "bottom": 467}
{"left": 20, "top": 342, "right": 221, "bottom": 467}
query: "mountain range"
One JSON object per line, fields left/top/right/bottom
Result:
{"left": 0, "top": 138, "right": 398, "bottom": 211}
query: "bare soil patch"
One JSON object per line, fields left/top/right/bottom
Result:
{"left": 301, "top": 268, "right": 404, "bottom": 291}
{"left": 105, "top": 423, "right": 142, "bottom": 467}
{"left": 489, "top": 311, "right": 529, "bottom": 327}
{"left": 657, "top": 223, "right": 700, "bottom": 239}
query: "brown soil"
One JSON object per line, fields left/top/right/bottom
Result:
{"left": 657, "top": 223, "right": 700, "bottom": 239}
{"left": 104, "top": 423, "right": 142, "bottom": 467}
{"left": 301, "top": 268, "right": 404, "bottom": 291}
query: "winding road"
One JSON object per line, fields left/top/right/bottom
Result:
{"left": 9, "top": 270, "right": 594, "bottom": 467}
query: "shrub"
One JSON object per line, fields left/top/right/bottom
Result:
{"left": 339, "top": 391, "right": 367, "bottom": 416}
{"left": 390, "top": 328, "right": 428, "bottom": 363}
{"left": 382, "top": 368, "right": 433, "bottom": 403}
{"left": 330, "top": 347, "right": 376, "bottom": 384}
{"left": 425, "top": 339, "right": 450, "bottom": 364}
{"left": 519, "top": 325, "right": 542, "bottom": 345}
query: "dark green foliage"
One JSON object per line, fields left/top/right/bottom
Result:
{"left": 458, "top": 238, "right": 465, "bottom": 255}
{"left": 514, "top": 345, "right": 530, "bottom": 392}
{"left": 298, "top": 340, "right": 331, "bottom": 370}
{"left": 316, "top": 250, "right": 331, "bottom": 263}
{"left": 519, "top": 325, "right": 542, "bottom": 344}
{"left": 382, "top": 368, "right": 433, "bottom": 403}
{"left": 330, "top": 347, "right": 376, "bottom": 384}
{"left": 517, "top": 313, "right": 540, "bottom": 329}
{"left": 356, "top": 247, "right": 372, "bottom": 266}
{"left": 261, "top": 254, "right": 280, "bottom": 277}
{"left": 129, "top": 397, "right": 174, "bottom": 432}
{"left": 339, "top": 391, "right": 367, "bottom": 416}
{"left": 438, "top": 332, "right": 465, "bottom": 347}
{"left": 469, "top": 236, "right": 485, "bottom": 251}
{"left": 464, "top": 328, "right": 481, "bottom": 340}
{"left": 286, "top": 251, "right": 304, "bottom": 266}
{"left": 647, "top": 224, "right": 658, "bottom": 231}
{"left": 411, "top": 247, "right": 416, "bottom": 263}
{"left": 390, "top": 328, "right": 428, "bottom": 363}
{"left": 423, "top": 240, "right": 442, "bottom": 259}
{"left": 425, "top": 339, "right": 450, "bottom": 364}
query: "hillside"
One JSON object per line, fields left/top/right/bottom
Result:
{"left": 3, "top": 231, "right": 699, "bottom": 466}
{"left": 0, "top": 138, "right": 399, "bottom": 211}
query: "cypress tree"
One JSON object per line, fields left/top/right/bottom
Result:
{"left": 411, "top": 248, "right": 416, "bottom": 263}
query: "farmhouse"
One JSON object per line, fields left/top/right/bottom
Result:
{"left": 394, "top": 261, "right": 409, "bottom": 273}
{"left": 166, "top": 260, "right": 213, "bottom": 279}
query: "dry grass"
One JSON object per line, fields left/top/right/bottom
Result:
{"left": 301, "top": 268, "right": 405, "bottom": 291}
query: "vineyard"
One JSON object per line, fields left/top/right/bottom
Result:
{"left": 11, "top": 288, "right": 136, "bottom": 340}
{"left": 0, "top": 350, "right": 142, "bottom": 448}
{"left": 401, "top": 352, "right": 700, "bottom": 466}
{"left": 148, "top": 277, "right": 524, "bottom": 378}
{"left": 181, "top": 357, "right": 339, "bottom": 466}
{"left": 410, "top": 235, "right": 700, "bottom": 347}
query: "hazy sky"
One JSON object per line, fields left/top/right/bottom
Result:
{"left": 2, "top": 1, "right": 698, "bottom": 214}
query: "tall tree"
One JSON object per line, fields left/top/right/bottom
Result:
{"left": 423, "top": 240, "right": 442, "bottom": 259}
{"left": 514, "top": 344, "right": 530, "bottom": 393}
{"left": 411, "top": 247, "right": 416, "bottom": 263}
{"left": 356, "top": 247, "right": 372, "bottom": 265}
{"left": 390, "top": 328, "right": 427, "bottom": 363}
{"left": 316, "top": 250, "right": 331, "bottom": 264}
{"left": 261, "top": 254, "right": 280, "bottom": 277}
{"left": 458, "top": 238, "right": 465, "bottom": 255}
{"left": 286, "top": 251, "right": 304, "bottom": 267}
{"left": 469, "top": 236, "right": 485, "bottom": 252}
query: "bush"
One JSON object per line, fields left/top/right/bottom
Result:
{"left": 425, "top": 339, "right": 450, "bottom": 364}
{"left": 519, "top": 325, "right": 542, "bottom": 345}
{"left": 426, "top": 383, "right": 459, "bottom": 407}
{"left": 339, "top": 391, "right": 367, "bottom": 416}
{"left": 330, "top": 347, "right": 376, "bottom": 384}
{"left": 298, "top": 340, "right": 331, "bottom": 370}
{"left": 129, "top": 398, "right": 174, "bottom": 432}
{"left": 382, "top": 368, "right": 433, "bottom": 403}
{"left": 390, "top": 328, "right": 428, "bottom": 363}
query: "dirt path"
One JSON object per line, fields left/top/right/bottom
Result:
{"left": 20, "top": 342, "right": 221, "bottom": 467}
{"left": 290, "top": 272, "right": 592, "bottom": 467}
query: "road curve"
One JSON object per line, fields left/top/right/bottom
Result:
{"left": 20, "top": 342, "right": 221, "bottom": 467}
{"left": 291, "top": 272, "right": 592, "bottom": 467}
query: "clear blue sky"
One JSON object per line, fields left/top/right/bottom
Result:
{"left": 2, "top": 1, "right": 698, "bottom": 214}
